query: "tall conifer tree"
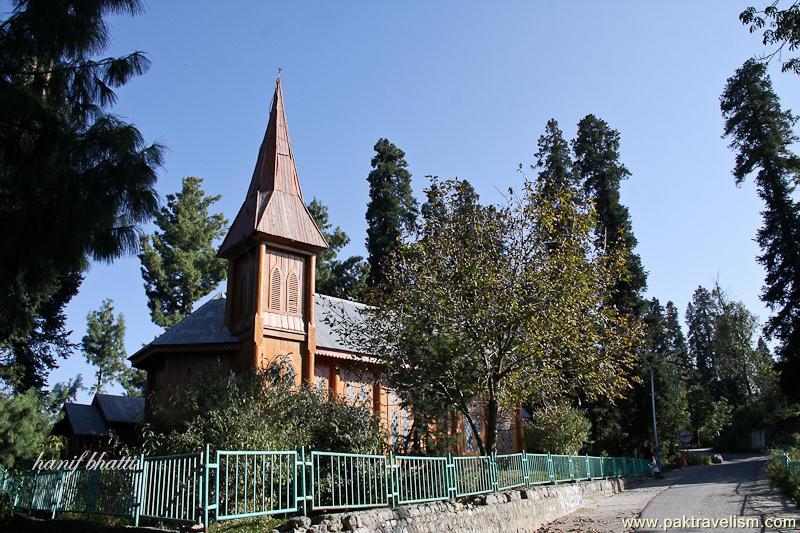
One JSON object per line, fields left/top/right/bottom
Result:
{"left": 308, "top": 198, "right": 368, "bottom": 300}
{"left": 0, "top": 0, "right": 162, "bottom": 391}
{"left": 571, "top": 116, "right": 650, "bottom": 456}
{"left": 720, "top": 59, "right": 800, "bottom": 401}
{"left": 664, "top": 301, "right": 689, "bottom": 370}
{"left": 365, "top": 139, "right": 417, "bottom": 289}
{"left": 686, "top": 286, "right": 716, "bottom": 385}
{"left": 82, "top": 300, "right": 126, "bottom": 395}
{"left": 534, "top": 119, "right": 578, "bottom": 197}
{"left": 139, "top": 177, "right": 227, "bottom": 328}
{"left": 573, "top": 115, "right": 647, "bottom": 315}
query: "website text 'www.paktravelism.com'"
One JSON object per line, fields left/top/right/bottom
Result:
{"left": 621, "top": 515, "right": 796, "bottom": 530}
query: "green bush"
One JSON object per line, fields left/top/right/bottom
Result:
{"left": 686, "top": 454, "right": 712, "bottom": 466}
{"left": 143, "top": 364, "right": 386, "bottom": 454}
{"left": 765, "top": 435, "right": 800, "bottom": 507}
{"left": 524, "top": 404, "right": 591, "bottom": 455}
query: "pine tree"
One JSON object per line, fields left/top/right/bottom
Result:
{"left": 686, "top": 286, "right": 717, "bottom": 385}
{"left": 48, "top": 375, "right": 84, "bottom": 413}
{"left": 119, "top": 367, "right": 146, "bottom": 396}
{"left": 644, "top": 298, "right": 690, "bottom": 458}
{"left": 1, "top": 272, "right": 80, "bottom": 393}
{"left": 573, "top": 114, "right": 647, "bottom": 315}
{"left": 533, "top": 119, "right": 578, "bottom": 198}
{"left": 570, "top": 116, "right": 649, "bottom": 456}
{"left": 82, "top": 300, "right": 127, "bottom": 395}
{"left": 0, "top": 0, "right": 162, "bottom": 390}
{"left": 307, "top": 198, "right": 368, "bottom": 300}
{"left": 139, "top": 177, "right": 228, "bottom": 328}
{"left": 365, "top": 139, "right": 418, "bottom": 289}
{"left": 720, "top": 59, "right": 800, "bottom": 401}
{"left": 664, "top": 301, "right": 690, "bottom": 370}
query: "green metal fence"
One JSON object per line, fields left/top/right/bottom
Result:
{"left": 311, "top": 450, "right": 389, "bottom": 511}
{"left": 0, "top": 449, "right": 651, "bottom": 527}
{"left": 783, "top": 453, "right": 800, "bottom": 472}
{"left": 391, "top": 454, "right": 450, "bottom": 505}
{"left": 139, "top": 453, "right": 202, "bottom": 524}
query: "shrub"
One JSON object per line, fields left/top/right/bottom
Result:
{"left": 524, "top": 404, "right": 591, "bottom": 455}
{"left": 143, "top": 363, "right": 386, "bottom": 455}
{"left": 670, "top": 454, "right": 712, "bottom": 468}
{"left": 765, "top": 434, "right": 800, "bottom": 507}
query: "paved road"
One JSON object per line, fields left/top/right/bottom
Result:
{"left": 637, "top": 456, "right": 766, "bottom": 532}
{"left": 539, "top": 455, "right": 798, "bottom": 532}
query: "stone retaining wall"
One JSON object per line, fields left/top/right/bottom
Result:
{"left": 278, "top": 477, "right": 636, "bottom": 533}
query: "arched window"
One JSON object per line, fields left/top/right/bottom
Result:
{"left": 284, "top": 360, "right": 296, "bottom": 384}
{"left": 390, "top": 412, "right": 399, "bottom": 446}
{"left": 287, "top": 271, "right": 300, "bottom": 315}
{"left": 269, "top": 267, "right": 282, "bottom": 311}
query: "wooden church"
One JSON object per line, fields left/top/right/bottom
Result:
{"left": 130, "top": 80, "right": 524, "bottom": 454}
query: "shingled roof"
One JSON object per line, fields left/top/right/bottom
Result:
{"left": 61, "top": 403, "right": 109, "bottom": 436}
{"left": 130, "top": 293, "right": 366, "bottom": 365}
{"left": 53, "top": 394, "right": 145, "bottom": 438}
{"left": 92, "top": 394, "right": 145, "bottom": 425}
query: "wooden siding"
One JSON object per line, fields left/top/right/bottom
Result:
{"left": 230, "top": 253, "right": 257, "bottom": 334}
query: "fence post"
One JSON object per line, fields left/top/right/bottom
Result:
{"left": 522, "top": 452, "right": 530, "bottom": 486}
{"left": 300, "top": 447, "right": 308, "bottom": 516}
{"left": 202, "top": 443, "right": 217, "bottom": 530}
{"left": 546, "top": 453, "right": 554, "bottom": 483}
{"left": 133, "top": 453, "right": 145, "bottom": 527}
{"left": 568, "top": 455, "right": 574, "bottom": 481}
{"left": 388, "top": 451, "right": 396, "bottom": 508}
{"left": 600, "top": 457, "right": 604, "bottom": 479}
{"left": 490, "top": 452, "right": 498, "bottom": 492}
{"left": 585, "top": 455, "right": 590, "bottom": 480}
{"left": 447, "top": 453, "right": 456, "bottom": 499}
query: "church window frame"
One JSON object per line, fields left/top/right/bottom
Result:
{"left": 269, "top": 267, "right": 283, "bottom": 312}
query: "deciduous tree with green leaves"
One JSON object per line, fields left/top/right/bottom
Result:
{"left": 741, "top": 2, "right": 800, "bottom": 74}
{"left": 0, "top": 0, "right": 163, "bottom": 391}
{"left": 720, "top": 59, "right": 800, "bottom": 402}
{"left": 82, "top": 299, "right": 127, "bottom": 395}
{"left": 365, "top": 138, "right": 418, "bottom": 289}
{"left": 329, "top": 178, "right": 642, "bottom": 454}
{"left": 139, "top": 176, "right": 227, "bottom": 328}
{"left": 307, "top": 198, "right": 368, "bottom": 300}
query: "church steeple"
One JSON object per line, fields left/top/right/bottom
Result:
{"left": 218, "top": 79, "right": 328, "bottom": 258}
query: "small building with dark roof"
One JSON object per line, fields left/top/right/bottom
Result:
{"left": 52, "top": 394, "right": 144, "bottom": 456}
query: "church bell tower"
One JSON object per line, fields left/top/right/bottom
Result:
{"left": 217, "top": 79, "right": 328, "bottom": 384}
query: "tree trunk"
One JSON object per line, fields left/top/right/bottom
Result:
{"left": 485, "top": 396, "right": 498, "bottom": 453}
{"left": 463, "top": 410, "right": 486, "bottom": 456}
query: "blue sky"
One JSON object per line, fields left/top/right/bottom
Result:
{"left": 50, "top": 1, "right": 799, "bottom": 400}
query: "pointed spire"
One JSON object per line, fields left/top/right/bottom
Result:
{"left": 219, "top": 79, "right": 328, "bottom": 257}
